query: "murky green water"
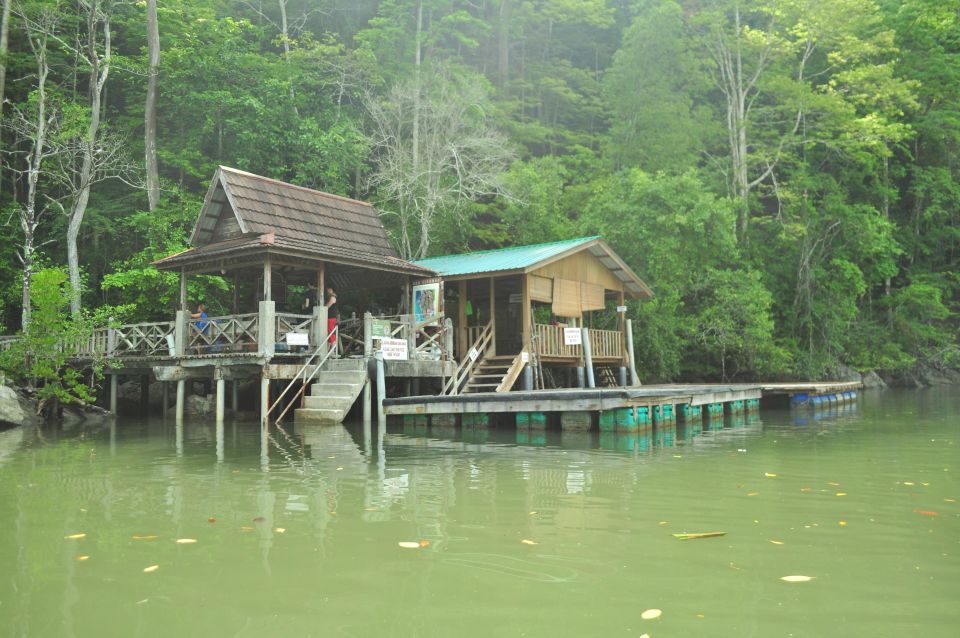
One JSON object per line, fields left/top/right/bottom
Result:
{"left": 1, "top": 389, "right": 957, "bottom": 637}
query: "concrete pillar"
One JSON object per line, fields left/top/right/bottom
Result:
{"left": 162, "top": 382, "right": 169, "bottom": 418}
{"left": 576, "top": 367, "right": 585, "bottom": 388}
{"left": 258, "top": 300, "right": 276, "bottom": 357}
{"left": 312, "top": 305, "right": 328, "bottom": 357}
{"left": 174, "top": 310, "right": 188, "bottom": 356}
{"left": 215, "top": 373, "right": 225, "bottom": 426}
{"left": 231, "top": 380, "right": 239, "bottom": 412}
{"left": 626, "top": 319, "right": 639, "bottom": 386}
{"left": 581, "top": 328, "right": 595, "bottom": 388}
{"left": 260, "top": 374, "right": 270, "bottom": 427}
{"left": 175, "top": 379, "right": 185, "bottom": 425}
{"left": 363, "top": 373, "right": 372, "bottom": 424}
{"left": 375, "top": 353, "right": 386, "bottom": 429}
{"left": 109, "top": 374, "right": 118, "bottom": 414}
{"left": 619, "top": 367, "right": 628, "bottom": 387}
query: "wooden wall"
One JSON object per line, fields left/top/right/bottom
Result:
{"left": 529, "top": 250, "right": 624, "bottom": 293}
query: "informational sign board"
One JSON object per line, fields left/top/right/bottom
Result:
{"left": 564, "top": 327, "right": 582, "bottom": 346}
{"left": 616, "top": 305, "right": 628, "bottom": 313}
{"left": 468, "top": 347, "right": 480, "bottom": 362}
{"left": 520, "top": 351, "right": 530, "bottom": 363}
{"left": 380, "top": 338, "right": 408, "bottom": 360}
{"left": 286, "top": 332, "right": 309, "bottom": 346}
{"left": 370, "top": 319, "right": 393, "bottom": 340}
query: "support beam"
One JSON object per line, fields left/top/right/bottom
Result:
{"left": 375, "top": 353, "right": 386, "bottom": 429}
{"left": 489, "top": 277, "right": 496, "bottom": 356}
{"left": 457, "top": 280, "right": 467, "bottom": 360}
{"left": 179, "top": 268, "right": 187, "bottom": 310}
{"left": 263, "top": 256, "right": 272, "bottom": 301}
{"left": 626, "top": 319, "right": 639, "bottom": 386}
{"left": 258, "top": 300, "right": 276, "bottom": 357}
{"left": 521, "top": 274, "right": 531, "bottom": 351}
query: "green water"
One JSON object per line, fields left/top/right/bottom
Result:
{"left": 0, "top": 390, "right": 957, "bottom": 637}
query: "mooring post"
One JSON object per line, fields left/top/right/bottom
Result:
{"left": 581, "top": 327, "right": 595, "bottom": 388}
{"left": 626, "top": 319, "right": 639, "bottom": 386}
{"left": 523, "top": 366, "right": 533, "bottom": 390}
{"left": 215, "top": 368, "right": 225, "bottom": 426}
{"left": 375, "top": 352, "right": 386, "bottom": 429}
{"left": 175, "top": 379, "right": 185, "bottom": 425}
{"left": 109, "top": 373, "right": 118, "bottom": 414}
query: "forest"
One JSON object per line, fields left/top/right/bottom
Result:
{"left": 0, "top": 0, "right": 957, "bottom": 384}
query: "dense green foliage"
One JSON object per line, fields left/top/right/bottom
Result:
{"left": 1, "top": 0, "right": 957, "bottom": 382}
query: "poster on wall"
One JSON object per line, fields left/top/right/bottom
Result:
{"left": 412, "top": 281, "right": 442, "bottom": 325}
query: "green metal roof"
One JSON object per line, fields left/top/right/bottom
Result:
{"left": 413, "top": 237, "right": 601, "bottom": 276}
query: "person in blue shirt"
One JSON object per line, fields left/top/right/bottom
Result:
{"left": 191, "top": 302, "right": 209, "bottom": 335}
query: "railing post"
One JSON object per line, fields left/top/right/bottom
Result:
{"left": 363, "top": 312, "right": 373, "bottom": 357}
{"left": 174, "top": 310, "right": 187, "bottom": 357}
{"left": 404, "top": 314, "right": 416, "bottom": 357}
{"left": 312, "top": 305, "right": 328, "bottom": 357}
{"left": 259, "top": 300, "right": 276, "bottom": 357}
{"left": 581, "top": 327, "right": 595, "bottom": 388}
{"left": 107, "top": 327, "right": 117, "bottom": 357}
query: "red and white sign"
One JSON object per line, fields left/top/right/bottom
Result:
{"left": 564, "top": 328, "right": 582, "bottom": 346}
{"left": 380, "top": 338, "right": 408, "bottom": 361}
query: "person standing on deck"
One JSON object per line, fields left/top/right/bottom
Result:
{"left": 325, "top": 287, "right": 339, "bottom": 351}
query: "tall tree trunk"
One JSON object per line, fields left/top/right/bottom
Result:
{"left": 0, "top": 0, "right": 13, "bottom": 193}
{"left": 68, "top": 2, "right": 111, "bottom": 318}
{"left": 412, "top": 0, "right": 422, "bottom": 169}
{"left": 145, "top": 0, "right": 160, "bottom": 211}
{"left": 497, "top": 0, "right": 510, "bottom": 89}
{"left": 278, "top": 0, "right": 298, "bottom": 114}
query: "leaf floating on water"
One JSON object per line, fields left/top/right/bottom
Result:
{"left": 769, "top": 540, "right": 784, "bottom": 545}
{"left": 640, "top": 609, "right": 662, "bottom": 620}
{"left": 521, "top": 539, "right": 538, "bottom": 545}
{"left": 839, "top": 521, "right": 848, "bottom": 526}
{"left": 64, "top": 533, "right": 86, "bottom": 540}
{"left": 143, "top": 565, "right": 160, "bottom": 573}
{"left": 828, "top": 482, "right": 840, "bottom": 487}
{"left": 903, "top": 481, "right": 915, "bottom": 486}
{"left": 132, "top": 535, "right": 158, "bottom": 541}
{"left": 800, "top": 487, "right": 812, "bottom": 492}
{"left": 673, "top": 532, "right": 726, "bottom": 540}
{"left": 76, "top": 555, "right": 90, "bottom": 561}
{"left": 836, "top": 492, "right": 847, "bottom": 497}
{"left": 274, "top": 527, "right": 286, "bottom": 534}
{"left": 398, "top": 541, "right": 421, "bottom": 549}
{"left": 747, "top": 492, "right": 759, "bottom": 497}
{"left": 175, "top": 538, "right": 197, "bottom": 544}
{"left": 207, "top": 517, "right": 216, "bottom": 523}
{"left": 696, "top": 614, "right": 705, "bottom": 619}
{"left": 240, "top": 526, "right": 253, "bottom": 532}
{"left": 913, "top": 509, "right": 939, "bottom": 517}
{"left": 780, "top": 575, "right": 814, "bottom": 583}
{"left": 944, "top": 498, "right": 956, "bottom": 503}
{"left": 252, "top": 516, "right": 266, "bottom": 523}
{"left": 659, "top": 521, "right": 668, "bottom": 525}
{"left": 765, "top": 472, "right": 777, "bottom": 478}
{"left": 419, "top": 540, "right": 431, "bottom": 548}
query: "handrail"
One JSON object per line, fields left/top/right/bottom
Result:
{"left": 443, "top": 321, "right": 492, "bottom": 395}
{"left": 266, "top": 324, "right": 338, "bottom": 425}
{"left": 495, "top": 348, "right": 528, "bottom": 392}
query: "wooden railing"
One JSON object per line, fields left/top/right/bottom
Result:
{"left": 534, "top": 324, "right": 623, "bottom": 360}
{"left": 496, "top": 348, "right": 529, "bottom": 392}
{"left": 188, "top": 313, "right": 259, "bottom": 354}
{"left": 443, "top": 321, "right": 493, "bottom": 395}
{"left": 276, "top": 313, "right": 313, "bottom": 345}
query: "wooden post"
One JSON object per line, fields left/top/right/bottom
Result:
{"left": 263, "top": 256, "right": 272, "bottom": 301}
{"left": 317, "top": 262, "right": 324, "bottom": 295}
{"left": 175, "top": 379, "right": 185, "bottom": 425}
{"left": 581, "top": 327, "right": 595, "bottom": 388}
{"left": 215, "top": 368, "right": 225, "bottom": 426}
{"left": 444, "top": 317, "right": 454, "bottom": 361}
{"left": 489, "top": 277, "right": 496, "bottom": 356}
{"left": 404, "top": 314, "right": 415, "bottom": 357}
{"left": 232, "top": 273, "right": 239, "bottom": 313}
{"left": 626, "top": 319, "right": 639, "bottom": 386}
{"left": 258, "top": 300, "right": 275, "bottom": 357}
{"left": 179, "top": 268, "right": 187, "bottom": 310}
{"left": 312, "top": 304, "right": 328, "bottom": 357}
{"left": 521, "top": 274, "right": 531, "bottom": 351}
{"left": 457, "top": 280, "right": 467, "bottom": 359}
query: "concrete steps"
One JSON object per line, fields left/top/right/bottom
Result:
{"left": 294, "top": 370, "right": 367, "bottom": 424}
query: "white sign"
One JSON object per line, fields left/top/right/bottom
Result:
{"left": 616, "top": 305, "right": 628, "bottom": 313}
{"left": 380, "top": 338, "right": 408, "bottom": 360}
{"left": 564, "top": 328, "right": 582, "bottom": 346}
{"left": 286, "top": 332, "right": 309, "bottom": 346}
{"left": 520, "top": 351, "right": 529, "bottom": 363}
{"left": 468, "top": 347, "right": 480, "bottom": 362}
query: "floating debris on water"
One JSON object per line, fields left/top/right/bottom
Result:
{"left": 641, "top": 609, "right": 662, "bottom": 620}
{"left": 780, "top": 575, "right": 814, "bottom": 582}
{"left": 673, "top": 532, "right": 726, "bottom": 540}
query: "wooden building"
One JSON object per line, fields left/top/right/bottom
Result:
{"left": 414, "top": 237, "right": 653, "bottom": 394}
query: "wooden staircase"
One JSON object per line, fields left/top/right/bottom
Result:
{"left": 293, "top": 370, "right": 367, "bottom": 423}
{"left": 462, "top": 351, "right": 528, "bottom": 394}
